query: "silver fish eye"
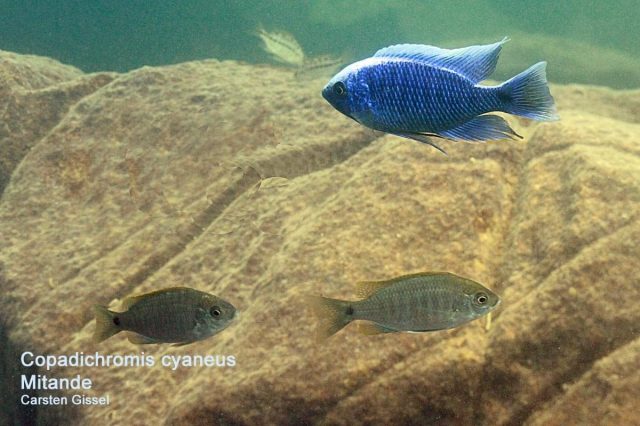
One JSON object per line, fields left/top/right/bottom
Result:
{"left": 210, "top": 306, "right": 221, "bottom": 317}
{"left": 333, "top": 81, "right": 346, "bottom": 96}
{"left": 474, "top": 293, "right": 488, "bottom": 305}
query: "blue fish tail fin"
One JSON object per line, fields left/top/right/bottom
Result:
{"left": 498, "top": 62, "right": 559, "bottom": 121}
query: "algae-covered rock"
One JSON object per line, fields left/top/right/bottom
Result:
{"left": 0, "top": 50, "right": 639, "bottom": 425}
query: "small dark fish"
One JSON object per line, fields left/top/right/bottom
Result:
{"left": 307, "top": 272, "right": 500, "bottom": 340}
{"left": 322, "top": 38, "right": 558, "bottom": 154}
{"left": 94, "top": 287, "right": 236, "bottom": 346}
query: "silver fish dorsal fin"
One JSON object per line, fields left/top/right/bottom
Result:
{"left": 373, "top": 37, "right": 509, "bottom": 83}
{"left": 356, "top": 272, "right": 464, "bottom": 298}
{"left": 355, "top": 279, "right": 396, "bottom": 298}
{"left": 121, "top": 295, "right": 142, "bottom": 310}
{"left": 121, "top": 286, "right": 193, "bottom": 310}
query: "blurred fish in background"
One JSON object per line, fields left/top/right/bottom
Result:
{"left": 255, "top": 26, "right": 306, "bottom": 67}
{"left": 256, "top": 26, "right": 343, "bottom": 79}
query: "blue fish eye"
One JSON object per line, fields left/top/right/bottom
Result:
{"left": 333, "top": 81, "right": 346, "bottom": 96}
{"left": 210, "top": 306, "right": 221, "bottom": 317}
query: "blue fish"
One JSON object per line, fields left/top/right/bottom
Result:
{"left": 322, "top": 38, "right": 558, "bottom": 154}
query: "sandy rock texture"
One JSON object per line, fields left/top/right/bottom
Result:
{"left": 0, "top": 50, "right": 117, "bottom": 194}
{"left": 0, "top": 51, "right": 639, "bottom": 425}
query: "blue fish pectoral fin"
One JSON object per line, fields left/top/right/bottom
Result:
{"left": 437, "top": 115, "right": 522, "bottom": 142}
{"left": 357, "top": 322, "right": 398, "bottom": 335}
{"left": 373, "top": 37, "right": 509, "bottom": 83}
{"left": 392, "top": 131, "right": 448, "bottom": 155}
{"left": 127, "top": 333, "right": 161, "bottom": 345}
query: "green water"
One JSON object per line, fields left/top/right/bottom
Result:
{"left": 1, "top": 1, "right": 639, "bottom": 88}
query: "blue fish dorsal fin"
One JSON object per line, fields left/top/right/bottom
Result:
{"left": 373, "top": 37, "right": 509, "bottom": 83}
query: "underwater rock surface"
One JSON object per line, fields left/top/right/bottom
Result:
{"left": 0, "top": 51, "right": 639, "bottom": 425}
{"left": 0, "top": 50, "right": 117, "bottom": 194}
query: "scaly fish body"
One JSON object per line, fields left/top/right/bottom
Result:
{"left": 345, "top": 57, "right": 500, "bottom": 133}
{"left": 93, "top": 287, "right": 236, "bottom": 346}
{"left": 322, "top": 38, "right": 558, "bottom": 154}
{"left": 308, "top": 272, "right": 500, "bottom": 339}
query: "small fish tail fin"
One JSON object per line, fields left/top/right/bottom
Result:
{"left": 93, "top": 305, "right": 121, "bottom": 343}
{"left": 498, "top": 62, "right": 559, "bottom": 121}
{"left": 305, "top": 295, "right": 353, "bottom": 341}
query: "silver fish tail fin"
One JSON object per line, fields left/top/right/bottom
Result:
{"left": 93, "top": 305, "right": 122, "bottom": 343}
{"left": 498, "top": 62, "right": 559, "bottom": 121}
{"left": 305, "top": 295, "right": 353, "bottom": 341}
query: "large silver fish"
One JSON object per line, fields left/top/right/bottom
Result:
{"left": 307, "top": 272, "right": 500, "bottom": 340}
{"left": 94, "top": 287, "right": 236, "bottom": 346}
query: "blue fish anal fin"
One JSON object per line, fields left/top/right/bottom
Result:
{"left": 373, "top": 37, "right": 509, "bottom": 83}
{"left": 392, "top": 131, "right": 448, "bottom": 155}
{"left": 437, "top": 115, "right": 522, "bottom": 142}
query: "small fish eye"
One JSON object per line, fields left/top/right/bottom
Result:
{"left": 210, "top": 306, "right": 221, "bottom": 317}
{"left": 333, "top": 81, "right": 346, "bottom": 96}
{"left": 475, "top": 293, "right": 488, "bottom": 305}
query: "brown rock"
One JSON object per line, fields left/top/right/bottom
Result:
{"left": 0, "top": 51, "right": 638, "bottom": 425}
{"left": 526, "top": 338, "right": 640, "bottom": 426}
{"left": 0, "top": 50, "right": 116, "bottom": 193}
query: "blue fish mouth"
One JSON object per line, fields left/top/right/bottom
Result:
{"left": 321, "top": 85, "right": 331, "bottom": 102}
{"left": 322, "top": 88, "right": 352, "bottom": 117}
